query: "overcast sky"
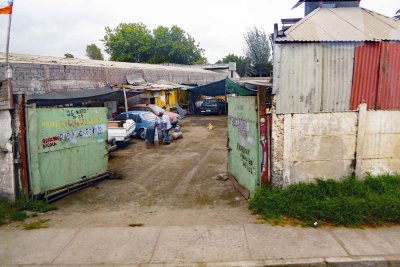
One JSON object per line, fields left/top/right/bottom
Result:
{"left": 0, "top": 0, "right": 398, "bottom": 64}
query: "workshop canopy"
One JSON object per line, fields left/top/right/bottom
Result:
{"left": 188, "top": 79, "right": 226, "bottom": 96}
{"left": 27, "top": 86, "right": 142, "bottom": 106}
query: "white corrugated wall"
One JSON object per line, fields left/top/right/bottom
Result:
{"left": 274, "top": 43, "right": 355, "bottom": 114}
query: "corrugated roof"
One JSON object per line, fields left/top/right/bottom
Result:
{"left": 276, "top": 7, "right": 400, "bottom": 42}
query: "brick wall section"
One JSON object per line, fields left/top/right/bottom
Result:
{"left": 0, "top": 54, "right": 225, "bottom": 95}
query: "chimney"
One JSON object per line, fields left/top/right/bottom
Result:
{"left": 301, "top": 0, "right": 361, "bottom": 16}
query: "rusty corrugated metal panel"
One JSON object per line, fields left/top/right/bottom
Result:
{"left": 350, "top": 43, "right": 381, "bottom": 110}
{"left": 276, "top": 8, "right": 400, "bottom": 43}
{"left": 377, "top": 42, "right": 400, "bottom": 110}
{"left": 276, "top": 43, "right": 354, "bottom": 114}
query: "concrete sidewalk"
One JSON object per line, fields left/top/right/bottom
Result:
{"left": 0, "top": 224, "right": 399, "bottom": 266}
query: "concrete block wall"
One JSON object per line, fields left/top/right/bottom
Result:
{"left": 0, "top": 110, "right": 15, "bottom": 200}
{"left": 3, "top": 63, "right": 107, "bottom": 94}
{"left": 0, "top": 54, "right": 225, "bottom": 95}
{"left": 360, "top": 110, "right": 400, "bottom": 176}
{"left": 271, "top": 105, "right": 400, "bottom": 186}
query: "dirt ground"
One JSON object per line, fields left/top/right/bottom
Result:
{"left": 24, "top": 115, "right": 256, "bottom": 228}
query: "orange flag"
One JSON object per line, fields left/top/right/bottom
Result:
{"left": 0, "top": 0, "right": 13, "bottom": 15}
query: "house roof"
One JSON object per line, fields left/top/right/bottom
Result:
{"left": 276, "top": 7, "right": 400, "bottom": 42}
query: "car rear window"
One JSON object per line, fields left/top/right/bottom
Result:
{"left": 114, "top": 113, "right": 127, "bottom": 121}
{"left": 142, "top": 112, "right": 158, "bottom": 121}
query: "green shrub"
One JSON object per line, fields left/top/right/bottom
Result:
{"left": 250, "top": 175, "right": 400, "bottom": 227}
{"left": 10, "top": 210, "right": 27, "bottom": 221}
{"left": 0, "top": 198, "right": 57, "bottom": 225}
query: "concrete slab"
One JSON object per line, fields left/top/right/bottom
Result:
{"left": 244, "top": 224, "right": 349, "bottom": 260}
{"left": 263, "top": 258, "right": 327, "bottom": 266}
{"left": 329, "top": 227, "right": 400, "bottom": 256}
{"left": 141, "top": 264, "right": 200, "bottom": 267}
{"left": 206, "top": 260, "right": 265, "bottom": 267}
{"left": 151, "top": 225, "right": 251, "bottom": 263}
{"left": 325, "top": 256, "right": 388, "bottom": 266}
{"left": 53, "top": 227, "right": 160, "bottom": 265}
{"left": 0, "top": 228, "right": 79, "bottom": 265}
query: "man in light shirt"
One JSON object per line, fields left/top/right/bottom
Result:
{"left": 160, "top": 109, "right": 172, "bottom": 145}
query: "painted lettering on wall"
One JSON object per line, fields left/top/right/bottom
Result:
{"left": 229, "top": 117, "right": 249, "bottom": 138}
{"left": 41, "top": 117, "right": 103, "bottom": 129}
{"left": 237, "top": 143, "right": 255, "bottom": 174}
{"left": 41, "top": 124, "right": 106, "bottom": 149}
{"left": 59, "top": 124, "right": 106, "bottom": 142}
{"left": 66, "top": 108, "right": 87, "bottom": 119}
{"left": 42, "top": 136, "right": 59, "bottom": 149}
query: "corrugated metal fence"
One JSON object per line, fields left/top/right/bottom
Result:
{"left": 351, "top": 42, "right": 400, "bottom": 110}
{"left": 276, "top": 43, "right": 355, "bottom": 114}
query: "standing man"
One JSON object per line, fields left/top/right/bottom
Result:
{"left": 160, "top": 109, "right": 172, "bottom": 145}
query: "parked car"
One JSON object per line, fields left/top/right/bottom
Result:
{"left": 131, "top": 104, "right": 180, "bottom": 126}
{"left": 113, "top": 111, "right": 160, "bottom": 139}
{"left": 200, "top": 99, "right": 226, "bottom": 115}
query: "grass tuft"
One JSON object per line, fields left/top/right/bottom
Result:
{"left": 23, "top": 219, "right": 50, "bottom": 230}
{"left": 249, "top": 175, "right": 400, "bottom": 227}
{"left": 0, "top": 198, "right": 57, "bottom": 226}
{"left": 10, "top": 210, "right": 27, "bottom": 221}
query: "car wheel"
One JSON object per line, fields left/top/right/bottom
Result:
{"left": 138, "top": 129, "right": 146, "bottom": 140}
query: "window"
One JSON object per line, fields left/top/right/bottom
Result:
{"left": 114, "top": 113, "right": 127, "bottom": 121}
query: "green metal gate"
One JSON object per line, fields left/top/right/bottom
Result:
{"left": 26, "top": 107, "right": 109, "bottom": 197}
{"left": 227, "top": 96, "right": 260, "bottom": 198}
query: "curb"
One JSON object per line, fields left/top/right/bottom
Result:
{"left": 138, "top": 256, "right": 400, "bottom": 267}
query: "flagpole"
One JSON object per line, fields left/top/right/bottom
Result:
{"left": 4, "top": 5, "right": 14, "bottom": 109}
{"left": 5, "top": 10, "right": 12, "bottom": 66}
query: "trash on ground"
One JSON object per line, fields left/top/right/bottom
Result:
{"left": 172, "top": 131, "right": 183, "bottom": 140}
{"left": 128, "top": 223, "right": 144, "bottom": 227}
{"left": 216, "top": 173, "right": 229, "bottom": 181}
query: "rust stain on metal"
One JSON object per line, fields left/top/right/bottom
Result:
{"left": 351, "top": 43, "right": 381, "bottom": 110}
{"left": 351, "top": 42, "right": 400, "bottom": 110}
{"left": 377, "top": 42, "right": 400, "bottom": 110}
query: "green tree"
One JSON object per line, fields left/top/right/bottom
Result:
{"left": 86, "top": 44, "right": 104, "bottom": 60}
{"left": 150, "top": 25, "right": 206, "bottom": 64}
{"left": 222, "top": 53, "right": 253, "bottom": 77}
{"left": 244, "top": 27, "right": 272, "bottom": 77}
{"left": 64, "top": 53, "right": 74, "bottom": 58}
{"left": 103, "top": 23, "right": 153, "bottom": 62}
{"left": 102, "top": 23, "right": 206, "bottom": 64}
